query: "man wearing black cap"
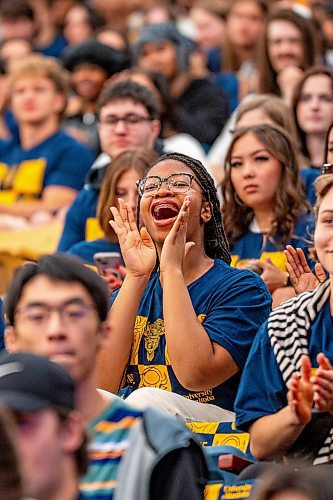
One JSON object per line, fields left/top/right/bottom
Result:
{"left": 0, "top": 351, "right": 87, "bottom": 500}
{"left": 62, "top": 39, "right": 129, "bottom": 154}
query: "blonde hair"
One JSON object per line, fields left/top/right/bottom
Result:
{"left": 8, "top": 54, "right": 70, "bottom": 118}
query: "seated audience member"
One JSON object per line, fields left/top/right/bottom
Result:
{"left": 0, "top": 351, "right": 88, "bottom": 500}
{"left": 95, "top": 27, "right": 129, "bottom": 53}
{"left": 111, "top": 67, "right": 207, "bottom": 164}
{"left": 5, "top": 253, "right": 208, "bottom": 499}
{"left": 67, "top": 148, "right": 158, "bottom": 268}
{"left": 0, "top": 54, "right": 94, "bottom": 229}
{"left": 132, "top": 22, "right": 230, "bottom": 147}
{"left": 257, "top": 9, "right": 319, "bottom": 104}
{"left": 292, "top": 67, "right": 333, "bottom": 205}
{"left": 250, "top": 464, "right": 333, "bottom": 500}
{"left": 221, "top": 124, "right": 313, "bottom": 307}
{"left": 235, "top": 172, "right": 333, "bottom": 465}
{"left": 57, "top": 80, "right": 161, "bottom": 252}
{"left": 209, "top": 93, "right": 302, "bottom": 184}
{"left": 0, "top": 37, "right": 34, "bottom": 72}
{"left": 63, "top": 3, "right": 105, "bottom": 47}
{"left": 98, "top": 152, "right": 271, "bottom": 421}
{"left": 0, "top": 0, "right": 67, "bottom": 58}
{"left": 189, "top": 0, "right": 227, "bottom": 75}
{"left": 62, "top": 39, "right": 129, "bottom": 155}
{"left": 223, "top": 0, "right": 267, "bottom": 97}
{"left": 0, "top": 0, "right": 35, "bottom": 42}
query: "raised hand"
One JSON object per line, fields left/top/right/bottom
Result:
{"left": 109, "top": 198, "right": 156, "bottom": 278}
{"left": 287, "top": 355, "right": 314, "bottom": 425}
{"left": 159, "top": 196, "right": 195, "bottom": 274}
{"left": 312, "top": 353, "right": 333, "bottom": 414}
{"left": 284, "top": 245, "right": 326, "bottom": 295}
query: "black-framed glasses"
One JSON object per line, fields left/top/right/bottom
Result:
{"left": 99, "top": 114, "right": 152, "bottom": 127}
{"left": 15, "top": 301, "right": 96, "bottom": 328}
{"left": 321, "top": 163, "right": 333, "bottom": 175}
{"left": 136, "top": 173, "right": 200, "bottom": 197}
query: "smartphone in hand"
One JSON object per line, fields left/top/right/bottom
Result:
{"left": 93, "top": 252, "right": 122, "bottom": 279}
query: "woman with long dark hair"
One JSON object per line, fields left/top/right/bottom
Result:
{"left": 221, "top": 124, "right": 313, "bottom": 306}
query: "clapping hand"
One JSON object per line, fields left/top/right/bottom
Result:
{"left": 159, "top": 196, "right": 195, "bottom": 275}
{"left": 284, "top": 245, "right": 326, "bottom": 295}
{"left": 287, "top": 355, "right": 314, "bottom": 425}
{"left": 109, "top": 198, "right": 156, "bottom": 279}
{"left": 312, "top": 354, "right": 333, "bottom": 414}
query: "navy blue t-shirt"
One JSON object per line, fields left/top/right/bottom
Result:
{"left": 235, "top": 297, "right": 333, "bottom": 431}
{"left": 231, "top": 212, "right": 314, "bottom": 271}
{"left": 58, "top": 188, "right": 99, "bottom": 251}
{"left": 0, "top": 131, "right": 94, "bottom": 202}
{"left": 117, "top": 259, "right": 271, "bottom": 411}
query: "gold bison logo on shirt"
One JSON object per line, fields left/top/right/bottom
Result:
{"left": 144, "top": 319, "right": 165, "bottom": 361}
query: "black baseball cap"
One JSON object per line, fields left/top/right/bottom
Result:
{"left": 0, "top": 352, "right": 75, "bottom": 412}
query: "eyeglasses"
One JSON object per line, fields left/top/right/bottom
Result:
{"left": 136, "top": 173, "right": 201, "bottom": 197}
{"left": 15, "top": 301, "right": 96, "bottom": 327}
{"left": 321, "top": 163, "right": 333, "bottom": 175}
{"left": 99, "top": 113, "right": 152, "bottom": 128}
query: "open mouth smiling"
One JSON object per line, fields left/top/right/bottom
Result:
{"left": 151, "top": 201, "right": 180, "bottom": 226}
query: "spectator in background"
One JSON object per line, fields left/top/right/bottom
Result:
{"left": 257, "top": 9, "right": 319, "bottom": 103}
{"left": 0, "top": 352, "right": 88, "bottom": 500}
{"left": 209, "top": 93, "right": 302, "bottom": 184}
{"left": 292, "top": 66, "right": 333, "bottom": 204}
{"left": 188, "top": 0, "right": 239, "bottom": 112}
{"left": 63, "top": 3, "right": 105, "bottom": 47}
{"left": 189, "top": 0, "right": 228, "bottom": 73}
{"left": 0, "top": 0, "right": 67, "bottom": 58}
{"left": 111, "top": 67, "right": 207, "bottom": 164}
{"left": 0, "top": 54, "right": 94, "bottom": 229}
{"left": 57, "top": 80, "right": 161, "bottom": 252}
{"left": 0, "top": 37, "right": 34, "bottom": 72}
{"left": 133, "top": 22, "right": 230, "bottom": 148}
{"left": 95, "top": 26, "right": 129, "bottom": 53}
{"left": 223, "top": 0, "right": 267, "bottom": 97}
{"left": 0, "top": 0, "right": 35, "bottom": 41}
{"left": 62, "top": 39, "right": 129, "bottom": 154}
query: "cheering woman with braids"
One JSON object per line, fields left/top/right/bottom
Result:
{"left": 98, "top": 152, "right": 271, "bottom": 421}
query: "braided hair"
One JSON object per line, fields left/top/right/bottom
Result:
{"left": 137, "top": 152, "right": 231, "bottom": 264}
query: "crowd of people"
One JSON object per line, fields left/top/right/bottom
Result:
{"left": 0, "top": 0, "right": 333, "bottom": 499}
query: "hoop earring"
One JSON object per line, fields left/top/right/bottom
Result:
{"left": 234, "top": 192, "right": 245, "bottom": 206}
